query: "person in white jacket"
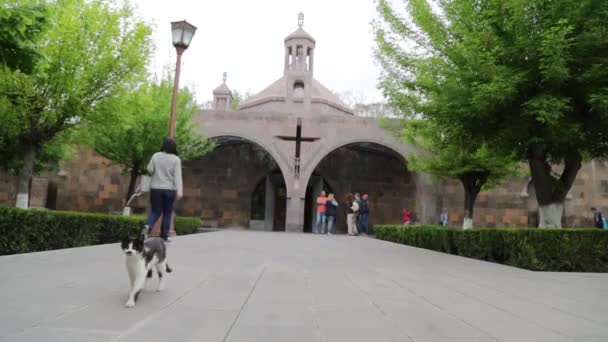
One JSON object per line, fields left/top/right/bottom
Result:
{"left": 144, "top": 137, "right": 183, "bottom": 242}
{"left": 346, "top": 193, "right": 359, "bottom": 236}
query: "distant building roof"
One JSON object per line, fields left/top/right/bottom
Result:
{"left": 213, "top": 82, "right": 232, "bottom": 95}
{"left": 284, "top": 27, "right": 316, "bottom": 43}
{"left": 239, "top": 75, "right": 353, "bottom": 115}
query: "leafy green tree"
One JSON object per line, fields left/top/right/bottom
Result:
{"left": 84, "top": 80, "right": 214, "bottom": 204}
{"left": 0, "top": 0, "right": 152, "bottom": 208}
{"left": 403, "top": 120, "right": 520, "bottom": 228}
{"left": 0, "top": 1, "right": 47, "bottom": 73}
{"left": 374, "top": 0, "right": 608, "bottom": 227}
{"left": 230, "top": 89, "right": 252, "bottom": 110}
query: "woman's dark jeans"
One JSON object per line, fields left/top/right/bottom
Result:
{"left": 146, "top": 189, "right": 176, "bottom": 240}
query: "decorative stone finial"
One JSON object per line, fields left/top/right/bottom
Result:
{"left": 298, "top": 12, "right": 304, "bottom": 28}
{"left": 223, "top": 72, "right": 227, "bottom": 83}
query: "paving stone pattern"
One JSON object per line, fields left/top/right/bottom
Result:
{"left": 1, "top": 231, "right": 607, "bottom": 342}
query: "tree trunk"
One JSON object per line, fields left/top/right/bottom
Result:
{"left": 16, "top": 145, "right": 37, "bottom": 209}
{"left": 538, "top": 203, "right": 563, "bottom": 228}
{"left": 460, "top": 174, "right": 484, "bottom": 230}
{"left": 528, "top": 145, "right": 581, "bottom": 228}
{"left": 125, "top": 165, "right": 140, "bottom": 206}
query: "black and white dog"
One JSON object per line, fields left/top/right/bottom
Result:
{"left": 120, "top": 230, "right": 172, "bottom": 308}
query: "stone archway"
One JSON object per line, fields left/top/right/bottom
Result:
{"left": 181, "top": 135, "right": 289, "bottom": 230}
{"left": 205, "top": 132, "right": 292, "bottom": 182}
{"left": 196, "top": 112, "right": 441, "bottom": 232}
{"left": 302, "top": 141, "right": 418, "bottom": 233}
{"left": 300, "top": 135, "right": 420, "bottom": 183}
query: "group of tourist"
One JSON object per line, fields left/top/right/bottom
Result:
{"left": 315, "top": 191, "right": 370, "bottom": 235}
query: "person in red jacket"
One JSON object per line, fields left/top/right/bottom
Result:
{"left": 315, "top": 191, "right": 327, "bottom": 234}
{"left": 402, "top": 209, "right": 411, "bottom": 226}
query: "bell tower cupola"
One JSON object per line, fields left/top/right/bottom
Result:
{"left": 213, "top": 72, "right": 233, "bottom": 111}
{"left": 284, "top": 12, "right": 315, "bottom": 75}
{"left": 283, "top": 13, "right": 315, "bottom": 111}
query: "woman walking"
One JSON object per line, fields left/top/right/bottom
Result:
{"left": 144, "top": 137, "right": 183, "bottom": 242}
{"left": 346, "top": 193, "right": 359, "bottom": 236}
{"left": 324, "top": 193, "right": 339, "bottom": 234}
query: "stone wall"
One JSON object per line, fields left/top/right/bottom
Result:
{"left": 176, "top": 142, "right": 279, "bottom": 227}
{"left": 0, "top": 171, "right": 17, "bottom": 206}
{"left": 441, "top": 161, "right": 608, "bottom": 228}
{"left": 54, "top": 149, "right": 130, "bottom": 213}
{"left": 2, "top": 147, "right": 608, "bottom": 229}
{"left": 0, "top": 148, "right": 130, "bottom": 213}
{"left": 0, "top": 145, "right": 279, "bottom": 226}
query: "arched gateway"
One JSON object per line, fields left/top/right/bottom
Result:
{"left": 186, "top": 15, "right": 441, "bottom": 232}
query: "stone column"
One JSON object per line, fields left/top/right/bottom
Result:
{"left": 285, "top": 195, "right": 305, "bottom": 232}
{"left": 305, "top": 48, "right": 314, "bottom": 115}
{"left": 284, "top": 46, "right": 290, "bottom": 73}
{"left": 285, "top": 169, "right": 309, "bottom": 232}
{"left": 308, "top": 48, "right": 314, "bottom": 75}
{"left": 291, "top": 45, "right": 297, "bottom": 68}
{"left": 264, "top": 176, "right": 275, "bottom": 231}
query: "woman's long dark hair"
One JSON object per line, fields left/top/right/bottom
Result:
{"left": 160, "top": 136, "right": 178, "bottom": 156}
{"left": 345, "top": 193, "right": 354, "bottom": 205}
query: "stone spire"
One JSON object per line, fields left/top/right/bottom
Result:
{"left": 213, "top": 72, "right": 232, "bottom": 111}
{"left": 282, "top": 13, "right": 316, "bottom": 112}
{"left": 284, "top": 13, "right": 315, "bottom": 75}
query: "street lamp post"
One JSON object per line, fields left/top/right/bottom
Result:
{"left": 169, "top": 20, "right": 197, "bottom": 137}
{"left": 148, "top": 20, "right": 196, "bottom": 240}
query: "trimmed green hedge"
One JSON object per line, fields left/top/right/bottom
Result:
{"left": 0, "top": 207, "right": 201, "bottom": 255}
{"left": 374, "top": 225, "right": 608, "bottom": 272}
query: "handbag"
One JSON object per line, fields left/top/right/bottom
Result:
{"left": 139, "top": 175, "right": 151, "bottom": 193}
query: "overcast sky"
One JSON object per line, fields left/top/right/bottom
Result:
{"left": 132, "top": 0, "right": 384, "bottom": 104}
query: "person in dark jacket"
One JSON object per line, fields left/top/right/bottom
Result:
{"left": 324, "top": 193, "right": 339, "bottom": 234}
{"left": 591, "top": 207, "right": 606, "bottom": 229}
{"left": 358, "top": 194, "right": 370, "bottom": 234}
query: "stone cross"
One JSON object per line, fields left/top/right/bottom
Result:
{"left": 276, "top": 117, "right": 319, "bottom": 178}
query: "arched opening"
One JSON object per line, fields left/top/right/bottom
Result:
{"left": 293, "top": 81, "right": 305, "bottom": 98}
{"left": 304, "top": 142, "right": 415, "bottom": 234}
{"left": 249, "top": 171, "right": 287, "bottom": 231}
{"left": 180, "top": 136, "right": 287, "bottom": 230}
